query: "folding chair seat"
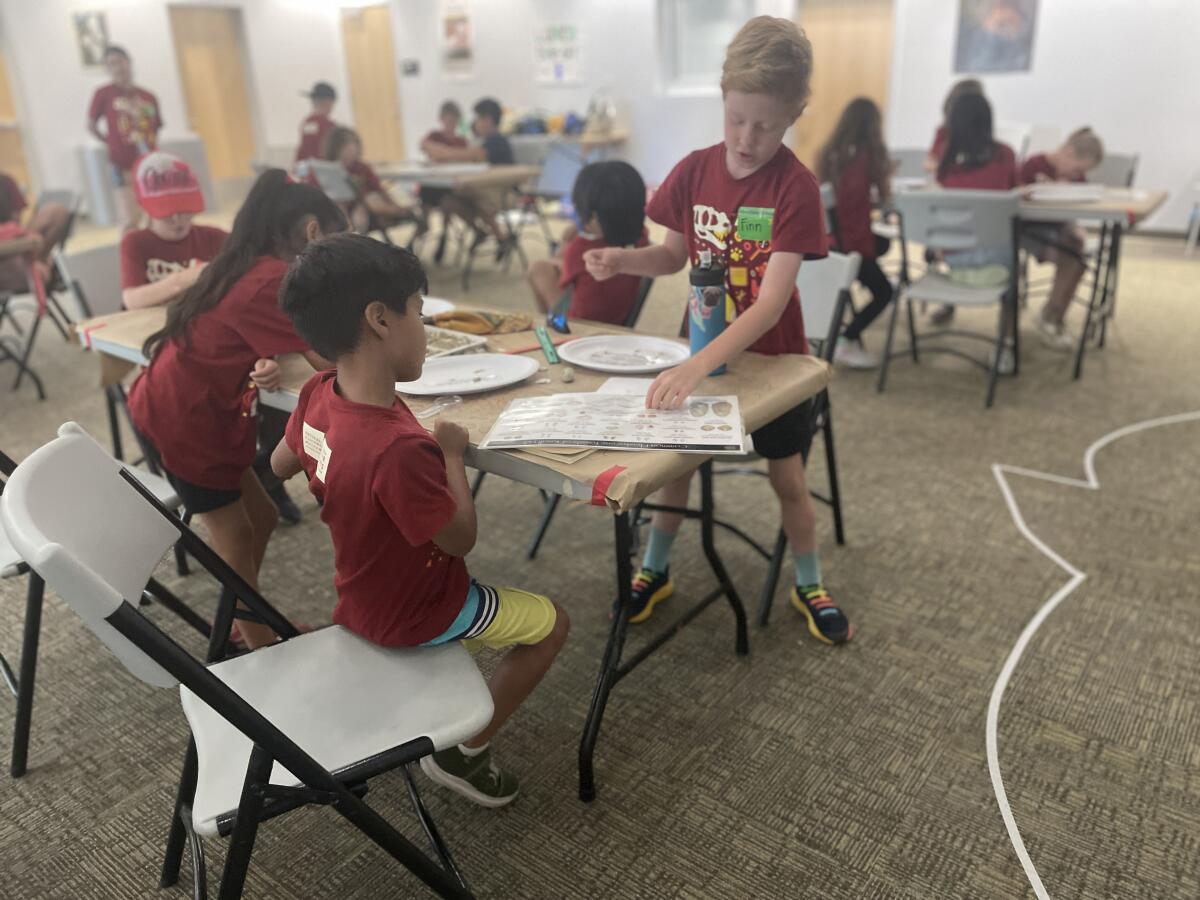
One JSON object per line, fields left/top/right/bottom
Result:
{"left": 1, "top": 445, "right": 198, "bottom": 778}
{"left": 2, "top": 423, "right": 489, "bottom": 898}
{"left": 876, "top": 189, "right": 1020, "bottom": 408}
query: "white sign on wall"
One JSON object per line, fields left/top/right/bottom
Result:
{"left": 534, "top": 23, "right": 581, "bottom": 85}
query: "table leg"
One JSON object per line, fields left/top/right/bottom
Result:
{"left": 1098, "top": 224, "right": 1122, "bottom": 349}
{"left": 699, "top": 463, "right": 749, "bottom": 656}
{"left": 578, "top": 510, "right": 635, "bottom": 802}
{"left": 1073, "top": 222, "right": 1109, "bottom": 381}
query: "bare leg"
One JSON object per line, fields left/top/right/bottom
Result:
{"left": 1041, "top": 248, "right": 1086, "bottom": 325}
{"left": 465, "top": 602, "right": 570, "bottom": 747}
{"left": 114, "top": 182, "right": 141, "bottom": 232}
{"left": 767, "top": 454, "right": 817, "bottom": 556}
{"left": 647, "top": 471, "right": 694, "bottom": 537}
{"left": 527, "top": 259, "right": 562, "bottom": 313}
{"left": 26, "top": 202, "right": 70, "bottom": 262}
{"left": 197, "top": 469, "right": 280, "bottom": 649}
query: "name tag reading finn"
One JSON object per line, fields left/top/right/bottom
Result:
{"left": 736, "top": 206, "right": 775, "bottom": 243}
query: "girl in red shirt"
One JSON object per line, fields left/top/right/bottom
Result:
{"left": 924, "top": 78, "right": 983, "bottom": 174}
{"left": 816, "top": 97, "right": 895, "bottom": 370}
{"left": 527, "top": 160, "right": 648, "bottom": 324}
{"left": 323, "top": 126, "right": 419, "bottom": 235}
{"left": 129, "top": 169, "right": 346, "bottom": 647}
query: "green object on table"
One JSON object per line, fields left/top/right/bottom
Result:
{"left": 534, "top": 326, "right": 560, "bottom": 364}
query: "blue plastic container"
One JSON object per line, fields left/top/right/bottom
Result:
{"left": 688, "top": 265, "right": 727, "bottom": 376}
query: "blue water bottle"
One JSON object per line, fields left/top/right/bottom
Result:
{"left": 688, "top": 264, "right": 727, "bottom": 376}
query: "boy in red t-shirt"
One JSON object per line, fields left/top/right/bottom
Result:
{"left": 585, "top": 17, "right": 851, "bottom": 645}
{"left": 87, "top": 46, "right": 161, "bottom": 230}
{"left": 528, "top": 160, "right": 648, "bottom": 324}
{"left": 120, "top": 152, "right": 227, "bottom": 309}
{"left": 295, "top": 82, "right": 337, "bottom": 163}
{"left": 272, "top": 234, "right": 568, "bottom": 806}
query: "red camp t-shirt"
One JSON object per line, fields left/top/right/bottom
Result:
{"left": 1019, "top": 153, "right": 1085, "bottom": 186}
{"left": 647, "top": 142, "right": 828, "bottom": 356}
{"left": 0, "top": 174, "right": 26, "bottom": 222}
{"left": 285, "top": 370, "right": 469, "bottom": 647}
{"left": 560, "top": 231, "right": 649, "bottom": 325}
{"left": 831, "top": 151, "right": 880, "bottom": 259}
{"left": 127, "top": 256, "right": 310, "bottom": 490}
{"left": 930, "top": 125, "right": 948, "bottom": 161}
{"left": 119, "top": 225, "right": 228, "bottom": 294}
{"left": 423, "top": 130, "right": 468, "bottom": 150}
{"left": 938, "top": 142, "right": 1018, "bottom": 191}
{"left": 296, "top": 113, "right": 334, "bottom": 162}
{"left": 345, "top": 160, "right": 385, "bottom": 196}
{"left": 88, "top": 85, "right": 161, "bottom": 171}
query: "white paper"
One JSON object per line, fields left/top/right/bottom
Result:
{"left": 597, "top": 377, "right": 655, "bottom": 396}
{"left": 479, "top": 392, "right": 746, "bottom": 454}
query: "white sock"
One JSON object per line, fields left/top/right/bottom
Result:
{"left": 459, "top": 742, "right": 488, "bottom": 757}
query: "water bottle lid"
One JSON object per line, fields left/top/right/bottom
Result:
{"left": 689, "top": 265, "right": 725, "bottom": 287}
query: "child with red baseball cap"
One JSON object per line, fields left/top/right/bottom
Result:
{"left": 119, "top": 152, "right": 228, "bottom": 310}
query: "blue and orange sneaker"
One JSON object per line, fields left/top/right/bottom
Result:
{"left": 791, "top": 584, "right": 853, "bottom": 645}
{"left": 612, "top": 567, "right": 674, "bottom": 624}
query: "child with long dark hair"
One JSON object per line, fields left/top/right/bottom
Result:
{"left": 816, "top": 97, "right": 894, "bottom": 369}
{"left": 129, "top": 169, "right": 346, "bottom": 647}
{"left": 527, "top": 160, "right": 648, "bottom": 323}
{"left": 924, "top": 78, "right": 983, "bottom": 173}
{"left": 322, "top": 126, "right": 419, "bottom": 234}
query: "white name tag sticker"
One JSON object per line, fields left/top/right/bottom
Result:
{"left": 302, "top": 422, "right": 333, "bottom": 483}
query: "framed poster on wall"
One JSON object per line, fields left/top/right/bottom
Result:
{"left": 954, "top": 0, "right": 1038, "bottom": 73}
{"left": 73, "top": 11, "right": 109, "bottom": 68}
{"left": 441, "top": 1, "right": 474, "bottom": 78}
{"left": 534, "top": 23, "right": 582, "bottom": 85}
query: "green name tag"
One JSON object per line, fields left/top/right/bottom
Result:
{"left": 736, "top": 206, "right": 775, "bottom": 242}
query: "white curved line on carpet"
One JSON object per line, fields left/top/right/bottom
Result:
{"left": 988, "top": 410, "right": 1200, "bottom": 900}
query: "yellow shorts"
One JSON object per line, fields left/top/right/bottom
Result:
{"left": 461, "top": 585, "right": 557, "bottom": 653}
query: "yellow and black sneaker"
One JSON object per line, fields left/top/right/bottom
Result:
{"left": 613, "top": 567, "right": 674, "bottom": 624}
{"left": 791, "top": 584, "right": 853, "bottom": 645}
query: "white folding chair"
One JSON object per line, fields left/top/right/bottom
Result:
{"left": 878, "top": 189, "right": 1020, "bottom": 408}
{"left": 1088, "top": 152, "right": 1139, "bottom": 189}
{"left": 995, "top": 121, "right": 1032, "bottom": 161}
{"left": 890, "top": 148, "right": 929, "bottom": 180}
{"left": 0, "top": 442, "right": 197, "bottom": 779}
{"left": 1, "top": 423, "right": 491, "bottom": 899}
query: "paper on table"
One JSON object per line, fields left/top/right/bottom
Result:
{"left": 597, "top": 377, "right": 656, "bottom": 396}
{"left": 480, "top": 392, "right": 746, "bottom": 454}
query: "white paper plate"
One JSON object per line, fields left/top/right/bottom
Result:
{"left": 421, "top": 296, "right": 456, "bottom": 317}
{"left": 1028, "top": 184, "right": 1106, "bottom": 203}
{"left": 396, "top": 353, "right": 539, "bottom": 396}
{"left": 558, "top": 335, "right": 690, "bottom": 374}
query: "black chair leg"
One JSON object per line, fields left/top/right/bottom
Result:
{"left": 822, "top": 412, "right": 846, "bottom": 546}
{"left": 876, "top": 291, "right": 903, "bottom": 393}
{"left": 10, "top": 574, "right": 45, "bottom": 778}
{"left": 756, "top": 530, "right": 789, "bottom": 628}
{"left": 160, "top": 739, "right": 198, "bottom": 887}
{"left": 906, "top": 299, "right": 920, "bottom": 362}
{"left": 470, "top": 470, "right": 486, "bottom": 498}
{"left": 526, "top": 493, "right": 561, "bottom": 560}
{"left": 12, "top": 312, "right": 43, "bottom": 394}
{"left": 104, "top": 386, "right": 125, "bottom": 460}
{"left": 218, "top": 744, "right": 273, "bottom": 900}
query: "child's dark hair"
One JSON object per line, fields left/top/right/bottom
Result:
{"left": 938, "top": 92, "right": 996, "bottom": 180}
{"left": 473, "top": 97, "right": 502, "bottom": 125}
{"left": 103, "top": 45, "right": 130, "bottom": 62}
{"left": 143, "top": 169, "right": 347, "bottom": 358}
{"left": 816, "top": 97, "right": 891, "bottom": 204}
{"left": 280, "top": 234, "right": 428, "bottom": 360}
{"left": 322, "top": 126, "right": 361, "bottom": 161}
{"left": 572, "top": 161, "right": 645, "bottom": 247}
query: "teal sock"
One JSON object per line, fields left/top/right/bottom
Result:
{"left": 642, "top": 527, "right": 676, "bottom": 574}
{"left": 793, "top": 551, "right": 822, "bottom": 588}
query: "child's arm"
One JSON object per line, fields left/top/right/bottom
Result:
{"left": 431, "top": 420, "right": 477, "bottom": 557}
{"left": 646, "top": 251, "right": 804, "bottom": 410}
{"left": 584, "top": 229, "right": 688, "bottom": 279}
{"left": 423, "top": 141, "right": 486, "bottom": 164}
{"left": 122, "top": 262, "right": 205, "bottom": 309}
{"left": 270, "top": 437, "right": 304, "bottom": 481}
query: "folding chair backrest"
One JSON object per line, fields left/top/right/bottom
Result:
{"left": 893, "top": 189, "right": 1018, "bottom": 256}
{"left": 34, "top": 189, "right": 80, "bottom": 216}
{"left": 623, "top": 277, "right": 654, "bottom": 329}
{"left": 819, "top": 181, "right": 837, "bottom": 237}
{"left": 995, "top": 121, "right": 1031, "bottom": 161}
{"left": 308, "top": 160, "right": 358, "bottom": 203}
{"left": 0, "top": 423, "right": 179, "bottom": 687}
{"left": 798, "top": 251, "right": 861, "bottom": 361}
{"left": 890, "top": 149, "right": 928, "bottom": 180}
{"left": 1089, "top": 153, "right": 1138, "bottom": 188}
{"left": 533, "top": 143, "right": 586, "bottom": 199}
{"left": 58, "top": 243, "right": 122, "bottom": 317}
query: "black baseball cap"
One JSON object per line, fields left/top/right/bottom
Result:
{"left": 304, "top": 82, "right": 337, "bottom": 101}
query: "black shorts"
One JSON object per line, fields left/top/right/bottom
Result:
{"left": 140, "top": 438, "right": 241, "bottom": 515}
{"left": 420, "top": 186, "right": 452, "bottom": 207}
{"left": 750, "top": 399, "right": 816, "bottom": 461}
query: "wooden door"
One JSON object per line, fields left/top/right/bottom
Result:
{"left": 341, "top": 5, "right": 405, "bottom": 163}
{"left": 0, "top": 46, "right": 31, "bottom": 195}
{"left": 794, "top": 0, "right": 894, "bottom": 169}
{"left": 168, "top": 6, "right": 257, "bottom": 181}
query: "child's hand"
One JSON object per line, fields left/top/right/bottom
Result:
{"left": 434, "top": 419, "right": 470, "bottom": 457}
{"left": 250, "top": 358, "right": 281, "bottom": 392}
{"left": 176, "top": 261, "right": 206, "bottom": 289}
{"left": 646, "top": 359, "right": 706, "bottom": 411}
{"left": 583, "top": 247, "right": 624, "bottom": 282}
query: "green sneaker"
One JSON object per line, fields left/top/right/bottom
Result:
{"left": 419, "top": 745, "right": 519, "bottom": 808}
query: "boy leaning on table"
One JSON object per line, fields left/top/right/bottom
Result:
{"left": 270, "top": 234, "right": 569, "bottom": 807}
{"left": 584, "top": 16, "right": 853, "bottom": 645}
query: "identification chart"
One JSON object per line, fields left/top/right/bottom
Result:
{"left": 479, "top": 392, "right": 746, "bottom": 453}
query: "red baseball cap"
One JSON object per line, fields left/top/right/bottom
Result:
{"left": 133, "top": 152, "right": 205, "bottom": 218}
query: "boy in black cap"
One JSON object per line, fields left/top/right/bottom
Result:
{"left": 296, "top": 82, "right": 337, "bottom": 163}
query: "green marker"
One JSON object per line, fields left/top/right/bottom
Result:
{"left": 535, "top": 326, "right": 560, "bottom": 364}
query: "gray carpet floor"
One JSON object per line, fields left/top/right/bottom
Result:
{"left": 0, "top": 225, "right": 1198, "bottom": 899}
